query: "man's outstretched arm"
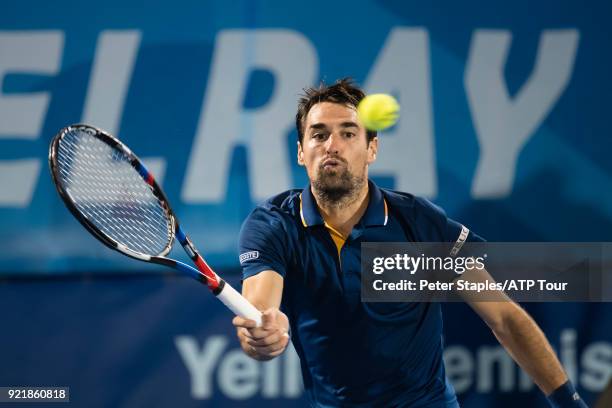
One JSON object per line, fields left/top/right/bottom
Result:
{"left": 233, "top": 270, "right": 290, "bottom": 361}
{"left": 460, "top": 268, "right": 588, "bottom": 407}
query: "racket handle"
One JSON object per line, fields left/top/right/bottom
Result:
{"left": 217, "top": 282, "right": 263, "bottom": 327}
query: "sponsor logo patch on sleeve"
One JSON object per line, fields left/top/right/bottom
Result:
{"left": 450, "top": 225, "right": 470, "bottom": 256}
{"left": 239, "top": 251, "right": 260, "bottom": 264}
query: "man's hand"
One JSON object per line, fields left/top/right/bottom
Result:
{"left": 233, "top": 308, "right": 290, "bottom": 361}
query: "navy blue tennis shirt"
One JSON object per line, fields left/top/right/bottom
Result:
{"left": 239, "top": 180, "right": 484, "bottom": 407}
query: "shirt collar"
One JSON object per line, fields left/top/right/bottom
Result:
{"left": 299, "top": 180, "right": 388, "bottom": 228}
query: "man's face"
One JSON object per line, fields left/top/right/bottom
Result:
{"left": 297, "top": 102, "right": 377, "bottom": 200}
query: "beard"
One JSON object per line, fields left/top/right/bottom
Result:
{"left": 311, "top": 159, "right": 365, "bottom": 206}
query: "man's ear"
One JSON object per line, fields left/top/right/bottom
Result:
{"left": 367, "top": 137, "right": 378, "bottom": 164}
{"left": 297, "top": 141, "right": 305, "bottom": 166}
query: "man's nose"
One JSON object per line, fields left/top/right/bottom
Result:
{"left": 325, "top": 132, "right": 342, "bottom": 154}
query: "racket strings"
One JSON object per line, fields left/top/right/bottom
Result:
{"left": 56, "top": 128, "right": 173, "bottom": 256}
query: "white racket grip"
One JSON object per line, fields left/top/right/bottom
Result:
{"left": 217, "top": 282, "right": 262, "bottom": 327}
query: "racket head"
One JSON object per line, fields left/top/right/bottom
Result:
{"left": 49, "top": 124, "right": 176, "bottom": 261}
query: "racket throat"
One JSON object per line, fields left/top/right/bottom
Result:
{"left": 193, "top": 254, "right": 222, "bottom": 292}
{"left": 211, "top": 279, "right": 225, "bottom": 296}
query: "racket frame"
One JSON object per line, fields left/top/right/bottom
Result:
{"left": 49, "top": 124, "right": 261, "bottom": 325}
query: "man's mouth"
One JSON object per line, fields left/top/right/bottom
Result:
{"left": 321, "top": 158, "right": 343, "bottom": 169}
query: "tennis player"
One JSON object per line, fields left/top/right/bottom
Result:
{"left": 233, "top": 78, "right": 587, "bottom": 407}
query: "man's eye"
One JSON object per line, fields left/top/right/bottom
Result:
{"left": 345, "top": 132, "right": 355, "bottom": 138}
{"left": 312, "top": 133, "right": 325, "bottom": 140}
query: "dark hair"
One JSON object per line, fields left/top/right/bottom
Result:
{"left": 295, "top": 77, "right": 377, "bottom": 144}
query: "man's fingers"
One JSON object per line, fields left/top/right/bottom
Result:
{"left": 243, "top": 327, "right": 268, "bottom": 340}
{"left": 250, "top": 335, "right": 289, "bottom": 355}
{"left": 232, "top": 316, "right": 258, "bottom": 329}
{"left": 267, "top": 347, "right": 286, "bottom": 358}
{"left": 235, "top": 307, "right": 290, "bottom": 361}
{"left": 261, "top": 309, "right": 277, "bottom": 329}
{"left": 246, "top": 330, "right": 284, "bottom": 347}
{"left": 238, "top": 328, "right": 253, "bottom": 341}
{"left": 246, "top": 323, "right": 288, "bottom": 340}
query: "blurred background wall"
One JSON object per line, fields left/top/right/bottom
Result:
{"left": 0, "top": 0, "right": 610, "bottom": 406}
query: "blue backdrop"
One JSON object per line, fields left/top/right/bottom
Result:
{"left": 0, "top": 0, "right": 610, "bottom": 406}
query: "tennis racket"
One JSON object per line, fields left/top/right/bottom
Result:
{"left": 49, "top": 124, "right": 262, "bottom": 326}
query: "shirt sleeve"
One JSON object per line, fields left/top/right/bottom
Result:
{"left": 413, "top": 197, "right": 486, "bottom": 283}
{"left": 413, "top": 196, "right": 486, "bottom": 248}
{"left": 238, "top": 206, "right": 290, "bottom": 280}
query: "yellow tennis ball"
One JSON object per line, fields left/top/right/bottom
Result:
{"left": 357, "top": 93, "right": 400, "bottom": 131}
